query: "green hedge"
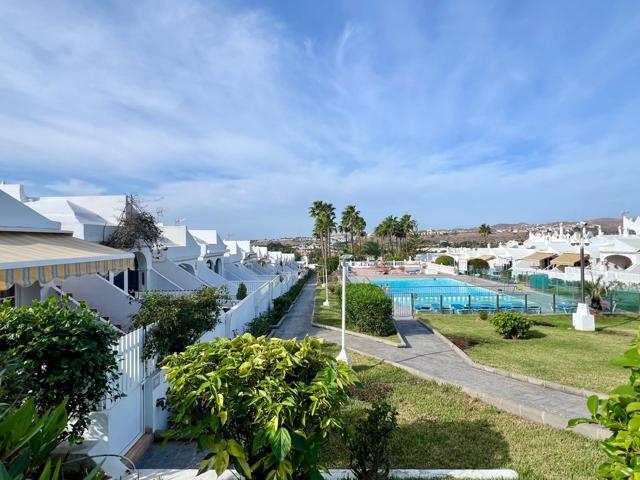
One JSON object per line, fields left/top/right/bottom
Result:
{"left": 246, "top": 271, "right": 311, "bottom": 336}
{"left": 490, "top": 312, "right": 531, "bottom": 339}
{"left": 468, "top": 258, "right": 490, "bottom": 272}
{"left": 337, "top": 283, "right": 395, "bottom": 336}
{"left": 434, "top": 255, "right": 455, "bottom": 266}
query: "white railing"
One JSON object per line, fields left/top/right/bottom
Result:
{"left": 104, "top": 327, "right": 145, "bottom": 409}
{"left": 228, "top": 280, "right": 268, "bottom": 295}
{"left": 513, "top": 266, "right": 640, "bottom": 285}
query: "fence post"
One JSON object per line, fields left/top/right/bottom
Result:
{"left": 410, "top": 293, "right": 415, "bottom": 317}
{"left": 524, "top": 294, "right": 528, "bottom": 312}
{"left": 440, "top": 295, "right": 444, "bottom": 313}
{"left": 552, "top": 293, "right": 556, "bottom": 313}
{"left": 496, "top": 294, "right": 500, "bottom": 311}
{"left": 468, "top": 294, "right": 472, "bottom": 311}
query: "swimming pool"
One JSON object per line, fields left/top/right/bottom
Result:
{"left": 370, "top": 277, "right": 541, "bottom": 313}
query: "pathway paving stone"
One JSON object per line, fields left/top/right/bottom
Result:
{"left": 271, "top": 277, "right": 605, "bottom": 439}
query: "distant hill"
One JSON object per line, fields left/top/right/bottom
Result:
{"left": 418, "top": 217, "right": 623, "bottom": 248}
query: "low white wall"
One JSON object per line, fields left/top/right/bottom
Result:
{"left": 425, "top": 262, "right": 456, "bottom": 275}
{"left": 61, "top": 275, "right": 140, "bottom": 329}
{"left": 152, "top": 261, "right": 208, "bottom": 290}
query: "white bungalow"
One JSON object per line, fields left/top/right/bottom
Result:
{"left": 0, "top": 190, "right": 134, "bottom": 328}
{"left": 190, "top": 229, "right": 232, "bottom": 287}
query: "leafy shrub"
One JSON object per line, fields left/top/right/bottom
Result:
{"left": 326, "top": 256, "right": 340, "bottom": 275}
{"left": 0, "top": 396, "right": 103, "bottom": 480}
{"left": 347, "top": 400, "right": 398, "bottom": 480}
{"left": 478, "top": 310, "right": 489, "bottom": 321}
{"left": 162, "top": 334, "right": 357, "bottom": 480}
{"left": 0, "top": 298, "right": 121, "bottom": 441}
{"left": 434, "top": 255, "right": 455, "bottom": 266}
{"left": 468, "top": 258, "right": 490, "bottom": 272}
{"left": 246, "top": 312, "right": 273, "bottom": 337}
{"left": 337, "top": 284, "right": 395, "bottom": 337}
{"left": 131, "top": 286, "right": 229, "bottom": 362}
{"left": 570, "top": 330, "right": 640, "bottom": 478}
{"left": 490, "top": 312, "right": 531, "bottom": 339}
{"left": 236, "top": 282, "right": 248, "bottom": 300}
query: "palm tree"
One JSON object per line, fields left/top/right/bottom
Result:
{"left": 339, "top": 205, "right": 358, "bottom": 254}
{"left": 309, "top": 201, "right": 336, "bottom": 303}
{"left": 585, "top": 276, "right": 613, "bottom": 311}
{"left": 352, "top": 213, "right": 367, "bottom": 254}
{"left": 375, "top": 215, "right": 398, "bottom": 254}
{"left": 398, "top": 214, "right": 418, "bottom": 257}
{"left": 478, "top": 224, "right": 492, "bottom": 245}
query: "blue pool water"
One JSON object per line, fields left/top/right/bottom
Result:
{"left": 370, "top": 277, "right": 539, "bottom": 312}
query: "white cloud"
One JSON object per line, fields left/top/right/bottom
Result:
{"left": 45, "top": 178, "right": 107, "bottom": 195}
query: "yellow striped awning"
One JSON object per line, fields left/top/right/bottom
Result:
{"left": 521, "top": 251, "right": 557, "bottom": 262}
{"left": 551, "top": 253, "right": 588, "bottom": 266}
{"left": 0, "top": 232, "right": 135, "bottom": 290}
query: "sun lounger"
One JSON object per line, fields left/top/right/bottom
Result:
{"left": 431, "top": 303, "right": 453, "bottom": 314}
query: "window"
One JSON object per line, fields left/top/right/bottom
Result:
{"left": 0, "top": 285, "right": 15, "bottom": 306}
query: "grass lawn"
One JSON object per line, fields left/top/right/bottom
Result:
{"left": 313, "top": 285, "right": 400, "bottom": 343}
{"left": 321, "top": 345, "right": 604, "bottom": 480}
{"left": 419, "top": 313, "right": 640, "bottom": 393}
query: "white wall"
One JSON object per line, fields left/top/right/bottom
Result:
{"left": 61, "top": 275, "right": 140, "bottom": 329}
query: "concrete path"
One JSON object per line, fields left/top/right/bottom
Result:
{"left": 272, "top": 279, "right": 604, "bottom": 439}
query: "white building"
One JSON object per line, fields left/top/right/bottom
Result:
{"left": 443, "top": 218, "right": 640, "bottom": 285}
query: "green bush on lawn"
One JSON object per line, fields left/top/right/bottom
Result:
{"left": 337, "top": 283, "right": 395, "bottom": 337}
{"left": 433, "top": 255, "right": 455, "bottom": 266}
{"left": 490, "top": 311, "right": 531, "bottom": 339}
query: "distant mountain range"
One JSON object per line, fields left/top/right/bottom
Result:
{"left": 489, "top": 217, "right": 622, "bottom": 234}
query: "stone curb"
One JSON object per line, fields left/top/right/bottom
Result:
{"left": 415, "top": 318, "right": 605, "bottom": 399}
{"left": 340, "top": 345, "right": 609, "bottom": 440}
{"left": 311, "top": 321, "right": 407, "bottom": 348}
{"left": 134, "top": 468, "right": 519, "bottom": 479}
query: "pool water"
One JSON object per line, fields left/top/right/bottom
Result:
{"left": 370, "top": 277, "right": 540, "bottom": 312}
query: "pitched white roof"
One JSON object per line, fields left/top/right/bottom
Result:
{"left": 0, "top": 190, "right": 62, "bottom": 233}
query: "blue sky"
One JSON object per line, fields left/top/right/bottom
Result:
{"left": 0, "top": 1, "right": 638, "bottom": 238}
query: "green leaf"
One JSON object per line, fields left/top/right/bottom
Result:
{"left": 271, "top": 428, "right": 292, "bottom": 462}
{"left": 629, "top": 416, "right": 640, "bottom": 432}
{"left": 227, "top": 438, "right": 245, "bottom": 458}
{"left": 611, "top": 385, "right": 636, "bottom": 396}
{"left": 567, "top": 418, "right": 590, "bottom": 428}
{"left": 212, "top": 451, "right": 230, "bottom": 476}
{"left": 627, "top": 402, "right": 640, "bottom": 413}
{"left": 235, "top": 456, "right": 252, "bottom": 479}
{"left": 587, "top": 395, "right": 600, "bottom": 416}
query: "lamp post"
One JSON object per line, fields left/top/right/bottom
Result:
{"left": 571, "top": 221, "right": 590, "bottom": 303}
{"left": 571, "top": 221, "right": 594, "bottom": 331}
{"left": 336, "top": 254, "right": 352, "bottom": 365}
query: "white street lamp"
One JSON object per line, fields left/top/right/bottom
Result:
{"left": 571, "top": 221, "right": 594, "bottom": 331}
{"left": 336, "top": 254, "right": 352, "bottom": 365}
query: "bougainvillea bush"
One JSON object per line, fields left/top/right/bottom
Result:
{"left": 162, "top": 334, "right": 356, "bottom": 480}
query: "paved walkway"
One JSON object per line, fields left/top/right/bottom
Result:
{"left": 272, "top": 279, "right": 604, "bottom": 439}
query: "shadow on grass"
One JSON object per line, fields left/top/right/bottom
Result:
{"left": 527, "top": 329, "right": 547, "bottom": 339}
{"left": 324, "top": 418, "right": 511, "bottom": 470}
{"left": 390, "top": 419, "right": 511, "bottom": 469}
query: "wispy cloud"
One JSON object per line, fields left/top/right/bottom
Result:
{"left": 46, "top": 178, "right": 107, "bottom": 195}
{"left": 0, "top": 0, "right": 638, "bottom": 236}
